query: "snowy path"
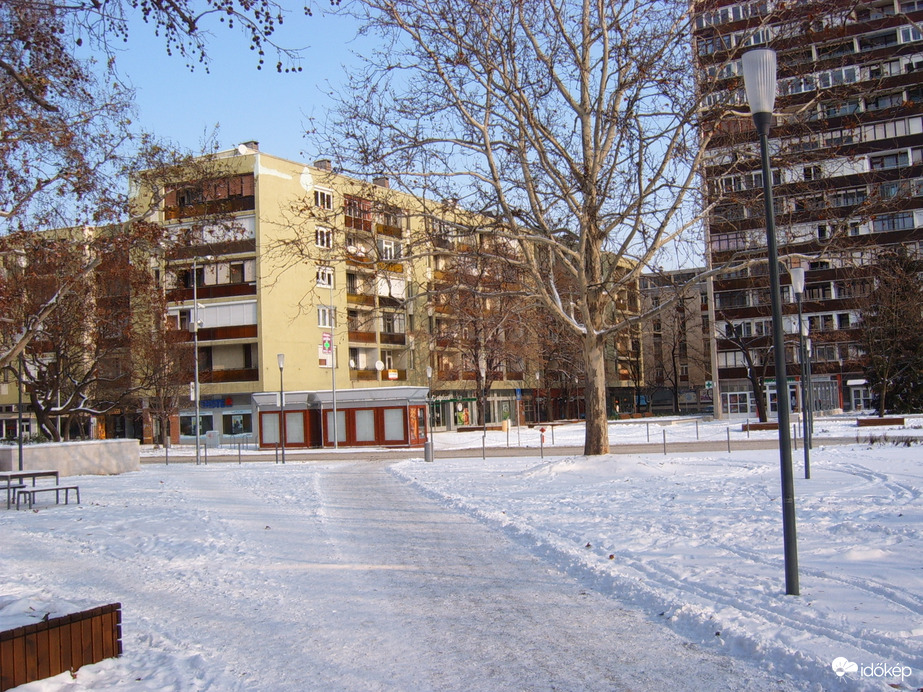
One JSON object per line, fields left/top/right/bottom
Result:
{"left": 3, "top": 461, "right": 802, "bottom": 691}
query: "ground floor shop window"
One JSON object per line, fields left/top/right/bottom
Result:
{"left": 222, "top": 413, "right": 252, "bottom": 435}
{"left": 180, "top": 415, "right": 214, "bottom": 436}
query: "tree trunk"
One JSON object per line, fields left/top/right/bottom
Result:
{"left": 583, "top": 333, "right": 609, "bottom": 455}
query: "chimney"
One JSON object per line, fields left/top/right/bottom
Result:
{"left": 242, "top": 140, "right": 259, "bottom": 151}
{"left": 373, "top": 176, "right": 390, "bottom": 188}
{"left": 314, "top": 158, "right": 332, "bottom": 171}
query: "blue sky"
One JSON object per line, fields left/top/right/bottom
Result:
{"left": 113, "top": 5, "right": 368, "bottom": 163}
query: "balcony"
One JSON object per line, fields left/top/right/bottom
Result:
{"left": 347, "top": 293, "right": 375, "bottom": 306}
{"left": 199, "top": 368, "right": 260, "bottom": 383}
{"left": 380, "top": 332, "right": 406, "bottom": 346}
{"left": 352, "top": 369, "right": 379, "bottom": 381}
{"left": 169, "top": 283, "right": 257, "bottom": 301}
{"left": 164, "top": 196, "right": 255, "bottom": 220}
{"left": 179, "top": 325, "right": 258, "bottom": 342}
{"left": 348, "top": 329, "right": 377, "bottom": 343}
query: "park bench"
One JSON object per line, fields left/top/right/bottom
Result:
{"left": 16, "top": 484, "right": 80, "bottom": 510}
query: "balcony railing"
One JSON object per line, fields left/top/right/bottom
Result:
{"left": 348, "top": 329, "right": 377, "bottom": 343}
{"left": 178, "top": 325, "right": 258, "bottom": 342}
{"left": 169, "top": 283, "right": 257, "bottom": 301}
{"left": 380, "top": 332, "right": 406, "bottom": 345}
{"left": 199, "top": 368, "right": 260, "bottom": 383}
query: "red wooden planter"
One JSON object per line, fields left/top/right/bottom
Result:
{"left": 0, "top": 603, "right": 121, "bottom": 691}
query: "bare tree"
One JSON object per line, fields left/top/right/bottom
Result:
{"left": 322, "top": 0, "right": 734, "bottom": 454}
{"left": 425, "top": 229, "right": 537, "bottom": 425}
{"left": 856, "top": 248, "right": 923, "bottom": 416}
{"left": 0, "top": 0, "right": 307, "bottom": 372}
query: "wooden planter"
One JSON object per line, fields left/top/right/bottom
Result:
{"left": 857, "top": 417, "right": 905, "bottom": 427}
{"left": 742, "top": 422, "right": 779, "bottom": 432}
{"left": 0, "top": 603, "right": 121, "bottom": 691}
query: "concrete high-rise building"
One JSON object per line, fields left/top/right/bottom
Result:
{"left": 695, "top": 0, "right": 923, "bottom": 417}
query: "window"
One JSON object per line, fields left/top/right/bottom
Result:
{"left": 318, "top": 305, "right": 336, "bottom": 328}
{"left": 381, "top": 312, "right": 405, "bottom": 334}
{"left": 873, "top": 212, "right": 915, "bottom": 232}
{"left": 378, "top": 238, "right": 401, "bottom": 260}
{"left": 314, "top": 189, "right": 333, "bottom": 210}
{"left": 831, "top": 187, "right": 867, "bottom": 207}
{"left": 346, "top": 273, "right": 358, "bottom": 294}
{"left": 315, "top": 226, "right": 333, "bottom": 249}
{"left": 803, "top": 165, "right": 822, "bottom": 181}
{"left": 344, "top": 196, "right": 372, "bottom": 231}
{"left": 869, "top": 151, "right": 909, "bottom": 170}
{"left": 866, "top": 92, "right": 904, "bottom": 111}
{"left": 316, "top": 266, "right": 334, "bottom": 288}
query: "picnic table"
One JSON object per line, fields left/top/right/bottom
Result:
{"left": 0, "top": 469, "right": 59, "bottom": 509}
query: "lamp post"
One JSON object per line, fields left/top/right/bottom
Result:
{"left": 190, "top": 254, "right": 215, "bottom": 466}
{"left": 277, "top": 353, "right": 285, "bottom": 464}
{"left": 790, "top": 266, "right": 812, "bottom": 480}
{"left": 425, "top": 366, "right": 434, "bottom": 462}
{"left": 742, "top": 48, "right": 800, "bottom": 596}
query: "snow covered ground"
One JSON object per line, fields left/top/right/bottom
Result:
{"left": 2, "top": 415, "right": 922, "bottom": 690}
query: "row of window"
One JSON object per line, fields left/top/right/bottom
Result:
{"left": 717, "top": 340, "right": 861, "bottom": 368}
{"left": 696, "top": 0, "right": 923, "bottom": 32}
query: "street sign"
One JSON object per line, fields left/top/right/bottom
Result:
{"left": 322, "top": 332, "right": 332, "bottom": 354}
{"left": 705, "top": 380, "right": 713, "bottom": 390}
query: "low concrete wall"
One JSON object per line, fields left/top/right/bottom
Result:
{"left": 0, "top": 440, "right": 139, "bottom": 477}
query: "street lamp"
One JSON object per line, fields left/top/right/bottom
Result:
{"left": 790, "top": 266, "right": 813, "bottom": 480}
{"left": 277, "top": 353, "right": 286, "bottom": 464}
{"left": 424, "top": 366, "right": 434, "bottom": 462}
{"left": 191, "top": 255, "right": 214, "bottom": 466}
{"left": 742, "top": 48, "right": 800, "bottom": 596}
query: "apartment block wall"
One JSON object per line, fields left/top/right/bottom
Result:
{"left": 695, "top": 0, "right": 923, "bottom": 417}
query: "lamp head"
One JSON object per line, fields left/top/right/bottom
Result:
{"left": 742, "top": 48, "right": 777, "bottom": 135}
{"left": 277, "top": 353, "right": 285, "bottom": 370}
{"left": 789, "top": 266, "right": 806, "bottom": 295}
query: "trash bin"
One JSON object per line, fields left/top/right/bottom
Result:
{"left": 205, "top": 430, "right": 220, "bottom": 448}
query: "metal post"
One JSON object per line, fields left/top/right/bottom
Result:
{"left": 17, "top": 353, "right": 24, "bottom": 471}
{"left": 743, "top": 45, "right": 799, "bottom": 596}
{"left": 796, "top": 290, "right": 811, "bottom": 479}
{"left": 758, "top": 128, "right": 799, "bottom": 596}
{"left": 193, "top": 258, "right": 201, "bottom": 467}
{"left": 278, "top": 354, "right": 286, "bottom": 465}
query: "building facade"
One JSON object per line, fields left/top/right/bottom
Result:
{"left": 639, "top": 270, "right": 713, "bottom": 414}
{"left": 695, "top": 0, "right": 923, "bottom": 417}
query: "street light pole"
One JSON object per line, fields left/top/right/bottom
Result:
{"left": 277, "top": 353, "right": 285, "bottom": 464}
{"left": 790, "top": 266, "right": 811, "bottom": 480}
{"left": 743, "top": 48, "right": 800, "bottom": 596}
{"left": 193, "top": 257, "right": 202, "bottom": 466}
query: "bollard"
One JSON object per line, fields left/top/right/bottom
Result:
{"left": 696, "top": 419, "right": 699, "bottom": 440}
{"left": 646, "top": 422, "right": 650, "bottom": 442}
{"left": 424, "top": 439, "right": 434, "bottom": 463}
{"left": 238, "top": 440, "right": 242, "bottom": 465}
{"left": 663, "top": 429, "right": 667, "bottom": 455}
{"left": 727, "top": 427, "right": 731, "bottom": 453}
{"left": 540, "top": 427, "right": 546, "bottom": 459}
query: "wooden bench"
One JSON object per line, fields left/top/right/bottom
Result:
{"left": 16, "top": 485, "right": 80, "bottom": 510}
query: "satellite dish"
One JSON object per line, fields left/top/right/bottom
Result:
{"left": 237, "top": 144, "right": 249, "bottom": 155}
{"left": 375, "top": 360, "right": 385, "bottom": 371}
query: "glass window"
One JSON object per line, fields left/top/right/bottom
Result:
{"left": 180, "top": 415, "right": 214, "bottom": 436}
{"left": 384, "top": 408, "right": 405, "bottom": 441}
{"left": 355, "top": 409, "right": 376, "bottom": 442}
{"left": 223, "top": 413, "right": 252, "bottom": 435}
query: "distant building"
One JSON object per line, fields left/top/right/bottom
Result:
{"left": 694, "top": 0, "right": 923, "bottom": 416}
{"left": 639, "top": 270, "right": 713, "bottom": 414}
